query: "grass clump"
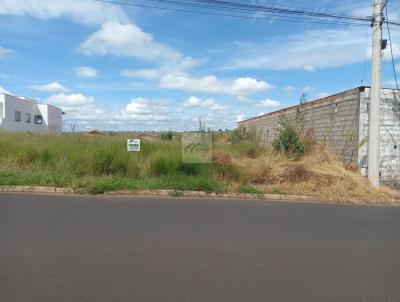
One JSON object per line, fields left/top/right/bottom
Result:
{"left": 238, "top": 184, "right": 263, "bottom": 194}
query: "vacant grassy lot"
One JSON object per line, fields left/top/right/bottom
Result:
{"left": 0, "top": 131, "right": 399, "bottom": 203}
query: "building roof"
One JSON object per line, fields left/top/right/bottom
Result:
{"left": 0, "top": 93, "right": 63, "bottom": 111}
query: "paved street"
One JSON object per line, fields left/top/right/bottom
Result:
{"left": 0, "top": 193, "right": 399, "bottom": 302}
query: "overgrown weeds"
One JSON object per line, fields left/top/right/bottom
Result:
{"left": 273, "top": 94, "right": 311, "bottom": 159}
{"left": 0, "top": 131, "right": 398, "bottom": 203}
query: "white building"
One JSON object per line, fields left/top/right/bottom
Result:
{"left": 0, "top": 93, "right": 63, "bottom": 134}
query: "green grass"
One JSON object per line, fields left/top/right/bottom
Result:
{"left": 238, "top": 184, "right": 263, "bottom": 194}
{"left": 0, "top": 132, "right": 227, "bottom": 194}
{"left": 2, "top": 131, "right": 394, "bottom": 203}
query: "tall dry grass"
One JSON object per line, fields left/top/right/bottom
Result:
{"left": 232, "top": 147, "right": 400, "bottom": 203}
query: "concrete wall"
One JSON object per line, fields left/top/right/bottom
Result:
{"left": 239, "top": 88, "right": 361, "bottom": 164}
{"left": 0, "top": 94, "right": 62, "bottom": 134}
{"left": 358, "top": 88, "right": 400, "bottom": 187}
{"left": 45, "top": 105, "right": 63, "bottom": 134}
{"left": 0, "top": 100, "right": 3, "bottom": 119}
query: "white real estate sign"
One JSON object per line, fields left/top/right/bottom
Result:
{"left": 127, "top": 139, "right": 140, "bottom": 152}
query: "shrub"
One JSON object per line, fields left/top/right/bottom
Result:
{"left": 161, "top": 131, "right": 174, "bottom": 140}
{"left": 273, "top": 123, "right": 305, "bottom": 159}
{"left": 230, "top": 126, "right": 259, "bottom": 144}
{"left": 272, "top": 94, "right": 313, "bottom": 159}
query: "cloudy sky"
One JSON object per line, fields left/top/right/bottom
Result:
{"left": 0, "top": 0, "right": 399, "bottom": 131}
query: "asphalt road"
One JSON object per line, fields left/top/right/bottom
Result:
{"left": 0, "top": 193, "right": 399, "bottom": 302}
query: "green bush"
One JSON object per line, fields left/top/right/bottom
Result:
{"left": 230, "top": 126, "right": 259, "bottom": 144}
{"left": 161, "top": 131, "right": 174, "bottom": 140}
{"left": 273, "top": 124, "right": 305, "bottom": 159}
{"left": 238, "top": 184, "right": 263, "bottom": 194}
{"left": 273, "top": 94, "right": 312, "bottom": 159}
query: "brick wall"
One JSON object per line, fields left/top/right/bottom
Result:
{"left": 238, "top": 88, "right": 361, "bottom": 164}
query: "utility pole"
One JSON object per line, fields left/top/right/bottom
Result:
{"left": 368, "top": 0, "right": 383, "bottom": 187}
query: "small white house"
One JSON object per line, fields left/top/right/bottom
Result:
{"left": 0, "top": 93, "right": 63, "bottom": 134}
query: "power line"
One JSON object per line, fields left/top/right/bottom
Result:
{"left": 92, "top": 0, "right": 376, "bottom": 26}
{"left": 385, "top": 4, "right": 399, "bottom": 90}
{"left": 93, "top": 0, "right": 400, "bottom": 27}
{"left": 185, "top": 0, "right": 370, "bottom": 22}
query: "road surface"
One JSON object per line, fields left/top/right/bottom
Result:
{"left": 1, "top": 193, "right": 399, "bottom": 302}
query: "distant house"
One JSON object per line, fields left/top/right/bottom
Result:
{"left": 0, "top": 93, "right": 63, "bottom": 134}
{"left": 137, "top": 133, "right": 159, "bottom": 141}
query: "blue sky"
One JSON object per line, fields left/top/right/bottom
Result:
{"left": 0, "top": 0, "right": 399, "bottom": 131}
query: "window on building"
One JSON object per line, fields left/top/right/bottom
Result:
{"left": 15, "top": 111, "right": 21, "bottom": 122}
{"left": 34, "top": 115, "right": 43, "bottom": 124}
{"left": 25, "top": 113, "right": 31, "bottom": 123}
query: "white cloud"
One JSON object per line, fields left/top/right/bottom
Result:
{"left": 396, "top": 64, "right": 400, "bottom": 73}
{"left": 236, "top": 114, "right": 246, "bottom": 122}
{"left": 80, "top": 21, "right": 183, "bottom": 62}
{"left": 183, "top": 96, "right": 202, "bottom": 108}
{"left": 0, "top": 46, "right": 15, "bottom": 60}
{"left": 47, "top": 93, "right": 171, "bottom": 130}
{"left": 203, "top": 98, "right": 226, "bottom": 111}
{"left": 124, "top": 98, "right": 152, "bottom": 115}
{"left": 231, "top": 77, "right": 273, "bottom": 94}
{"left": 0, "top": 86, "right": 10, "bottom": 94}
{"left": 121, "top": 98, "right": 170, "bottom": 120}
{"left": 256, "top": 98, "right": 283, "bottom": 108}
{"left": 31, "top": 82, "right": 70, "bottom": 93}
{"left": 75, "top": 66, "right": 98, "bottom": 78}
{"left": 228, "top": 27, "right": 400, "bottom": 71}
{"left": 0, "top": 0, "right": 128, "bottom": 26}
{"left": 182, "top": 96, "right": 226, "bottom": 112}
{"left": 302, "top": 86, "right": 313, "bottom": 93}
{"left": 160, "top": 74, "right": 273, "bottom": 95}
{"left": 47, "top": 93, "right": 95, "bottom": 108}
{"left": 80, "top": 21, "right": 203, "bottom": 86}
